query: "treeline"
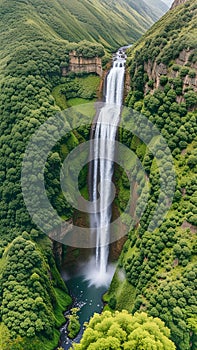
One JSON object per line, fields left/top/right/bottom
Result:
{"left": 65, "top": 41, "right": 105, "bottom": 58}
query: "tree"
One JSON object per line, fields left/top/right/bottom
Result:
{"left": 67, "top": 308, "right": 80, "bottom": 339}
{"left": 184, "top": 90, "right": 197, "bottom": 109}
{"left": 144, "top": 95, "right": 160, "bottom": 113}
{"left": 160, "top": 76, "right": 168, "bottom": 86}
{"left": 108, "top": 297, "right": 117, "bottom": 310}
{"left": 73, "top": 311, "right": 176, "bottom": 350}
{"left": 187, "top": 154, "right": 197, "bottom": 168}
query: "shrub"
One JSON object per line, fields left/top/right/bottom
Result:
{"left": 187, "top": 154, "right": 197, "bottom": 168}
{"left": 160, "top": 75, "right": 168, "bottom": 86}
{"left": 67, "top": 308, "right": 80, "bottom": 339}
{"left": 184, "top": 90, "right": 197, "bottom": 108}
{"left": 188, "top": 70, "right": 196, "bottom": 79}
{"left": 108, "top": 297, "right": 117, "bottom": 310}
{"left": 147, "top": 80, "right": 154, "bottom": 88}
{"left": 180, "top": 67, "right": 189, "bottom": 78}
{"left": 172, "top": 64, "right": 180, "bottom": 72}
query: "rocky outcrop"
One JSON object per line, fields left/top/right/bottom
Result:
{"left": 124, "top": 69, "right": 131, "bottom": 96}
{"left": 171, "top": 0, "right": 189, "bottom": 9}
{"left": 144, "top": 60, "right": 167, "bottom": 92}
{"left": 52, "top": 240, "right": 63, "bottom": 266}
{"left": 62, "top": 50, "right": 103, "bottom": 77}
{"left": 143, "top": 49, "right": 197, "bottom": 95}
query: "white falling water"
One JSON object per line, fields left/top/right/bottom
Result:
{"left": 91, "top": 49, "right": 126, "bottom": 282}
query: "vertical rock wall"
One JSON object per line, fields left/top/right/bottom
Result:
{"left": 62, "top": 51, "right": 103, "bottom": 77}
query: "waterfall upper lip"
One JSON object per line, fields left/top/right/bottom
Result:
{"left": 112, "top": 48, "right": 127, "bottom": 65}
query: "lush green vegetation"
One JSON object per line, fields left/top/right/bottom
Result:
{"left": 0, "top": 0, "right": 165, "bottom": 58}
{"left": 0, "top": 1, "right": 104, "bottom": 240}
{"left": 67, "top": 308, "right": 81, "bottom": 339}
{"left": 106, "top": 2, "right": 197, "bottom": 350}
{"left": 127, "top": 0, "right": 197, "bottom": 66}
{"left": 0, "top": 0, "right": 164, "bottom": 244}
{"left": 52, "top": 74, "right": 100, "bottom": 109}
{"left": 0, "top": 3, "right": 75, "bottom": 345}
{"left": 65, "top": 42, "right": 104, "bottom": 58}
{"left": 74, "top": 310, "right": 176, "bottom": 349}
{"left": 1, "top": 236, "right": 54, "bottom": 339}
{"left": 0, "top": 0, "right": 144, "bottom": 346}
{"left": 0, "top": 235, "right": 72, "bottom": 349}
{"left": 0, "top": 0, "right": 195, "bottom": 348}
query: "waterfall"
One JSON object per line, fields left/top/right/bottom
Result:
{"left": 91, "top": 49, "right": 126, "bottom": 278}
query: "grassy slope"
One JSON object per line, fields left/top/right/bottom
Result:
{"left": 52, "top": 75, "right": 100, "bottom": 109}
{"left": 0, "top": 0, "right": 166, "bottom": 66}
{"left": 143, "top": 0, "right": 169, "bottom": 17}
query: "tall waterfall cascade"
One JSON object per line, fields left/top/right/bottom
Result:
{"left": 91, "top": 48, "right": 126, "bottom": 282}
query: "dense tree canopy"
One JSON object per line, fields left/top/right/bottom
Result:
{"left": 74, "top": 311, "right": 176, "bottom": 350}
{"left": 108, "top": 2, "right": 197, "bottom": 350}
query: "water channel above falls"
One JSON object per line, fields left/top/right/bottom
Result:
{"left": 58, "top": 47, "right": 128, "bottom": 349}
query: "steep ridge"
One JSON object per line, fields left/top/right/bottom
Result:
{"left": 126, "top": 0, "right": 197, "bottom": 95}
{"left": 143, "top": 0, "right": 169, "bottom": 16}
{"left": 106, "top": 1, "right": 197, "bottom": 350}
{"left": 0, "top": 0, "right": 167, "bottom": 60}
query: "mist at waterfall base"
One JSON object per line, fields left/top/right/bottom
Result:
{"left": 82, "top": 256, "right": 116, "bottom": 288}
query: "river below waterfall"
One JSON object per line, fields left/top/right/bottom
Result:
{"left": 59, "top": 268, "right": 108, "bottom": 349}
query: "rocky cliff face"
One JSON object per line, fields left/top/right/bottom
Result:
{"left": 143, "top": 49, "right": 197, "bottom": 97}
{"left": 125, "top": 0, "right": 197, "bottom": 105}
{"left": 62, "top": 50, "right": 103, "bottom": 77}
{"left": 124, "top": 69, "right": 131, "bottom": 96}
{"left": 171, "top": 0, "right": 189, "bottom": 9}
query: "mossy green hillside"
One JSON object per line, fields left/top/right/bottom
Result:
{"left": 52, "top": 74, "right": 100, "bottom": 110}
{"left": 0, "top": 0, "right": 166, "bottom": 65}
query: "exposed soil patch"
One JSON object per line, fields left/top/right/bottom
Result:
{"left": 181, "top": 221, "right": 197, "bottom": 233}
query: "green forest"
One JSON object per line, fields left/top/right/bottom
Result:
{"left": 0, "top": 0, "right": 196, "bottom": 349}
{"left": 105, "top": 2, "right": 197, "bottom": 350}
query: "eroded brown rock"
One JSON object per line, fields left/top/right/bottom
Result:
{"left": 62, "top": 50, "right": 103, "bottom": 77}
